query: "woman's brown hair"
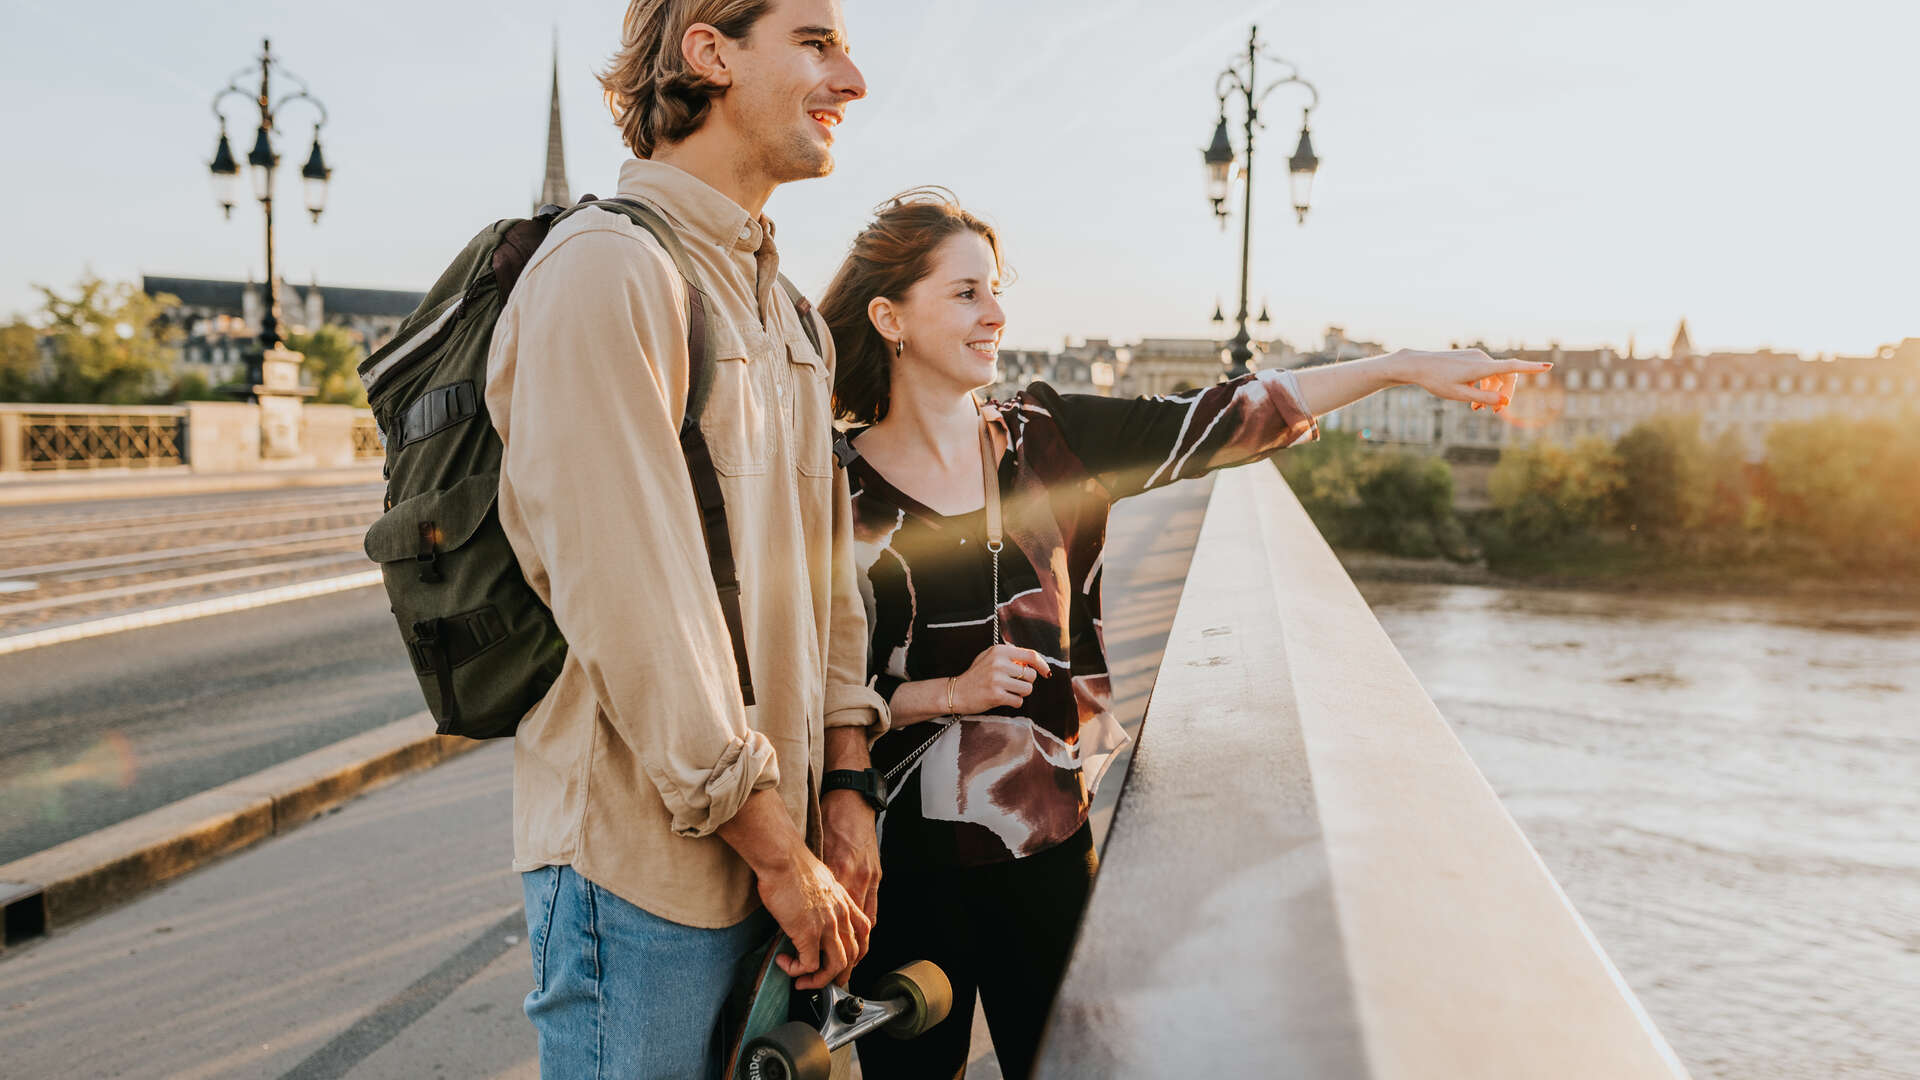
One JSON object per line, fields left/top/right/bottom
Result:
{"left": 599, "top": 0, "right": 772, "bottom": 159}
{"left": 821, "top": 188, "right": 1006, "bottom": 426}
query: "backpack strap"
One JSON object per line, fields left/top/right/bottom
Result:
{"left": 777, "top": 274, "right": 824, "bottom": 359}
{"left": 554, "top": 196, "right": 757, "bottom": 708}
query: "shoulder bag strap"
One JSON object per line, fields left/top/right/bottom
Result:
{"left": 978, "top": 410, "right": 1003, "bottom": 647}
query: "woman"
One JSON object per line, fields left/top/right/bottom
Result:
{"left": 819, "top": 189, "right": 1549, "bottom": 1079}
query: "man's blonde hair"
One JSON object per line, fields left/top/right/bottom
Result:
{"left": 600, "top": 0, "right": 775, "bottom": 159}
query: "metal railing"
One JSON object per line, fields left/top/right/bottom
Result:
{"left": 0, "top": 405, "right": 186, "bottom": 472}
{"left": 1036, "top": 464, "right": 1690, "bottom": 1078}
{"left": 350, "top": 413, "right": 383, "bottom": 459}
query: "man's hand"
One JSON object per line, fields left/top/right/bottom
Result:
{"left": 819, "top": 727, "right": 880, "bottom": 969}
{"left": 718, "top": 788, "right": 870, "bottom": 990}
{"left": 822, "top": 789, "right": 881, "bottom": 927}
{"left": 754, "top": 845, "right": 871, "bottom": 990}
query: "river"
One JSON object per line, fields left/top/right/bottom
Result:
{"left": 1356, "top": 581, "right": 1920, "bottom": 1080}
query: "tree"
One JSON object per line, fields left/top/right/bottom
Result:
{"left": 1277, "top": 431, "right": 1472, "bottom": 559}
{"left": 1488, "top": 437, "right": 1624, "bottom": 544}
{"left": 1765, "top": 414, "right": 1920, "bottom": 571}
{"left": 286, "top": 325, "right": 367, "bottom": 406}
{"left": 164, "top": 369, "right": 224, "bottom": 402}
{"left": 1612, "top": 414, "right": 1709, "bottom": 537}
{"left": 1696, "top": 427, "right": 1759, "bottom": 535}
{"left": 1276, "top": 428, "right": 1368, "bottom": 514}
{"left": 0, "top": 319, "right": 40, "bottom": 401}
{"left": 1349, "top": 453, "right": 1471, "bottom": 559}
{"left": 33, "top": 275, "right": 182, "bottom": 404}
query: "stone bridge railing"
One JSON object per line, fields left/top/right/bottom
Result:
{"left": 0, "top": 404, "right": 187, "bottom": 472}
{"left": 1035, "top": 464, "right": 1690, "bottom": 1078}
{"left": 0, "top": 402, "right": 382, "bottom": 474}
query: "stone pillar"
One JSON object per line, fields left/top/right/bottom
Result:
{"left": 255, "top": 346, "right": 317, "bottom": 464}
{"left": 301, "top": 405, "right": 363, "bottom": 468}
{"left": 183, "top": 401, "right": 262, "bottom": 472}
{"left": 0, "top": 411, "right": 21, "bottom": 473}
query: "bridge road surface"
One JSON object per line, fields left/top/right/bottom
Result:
{"left": 0, "top": 481, "right": 420, "bottom": 865}
{"left": 0, "top": 475, "right": 1216, "bottom": 1079}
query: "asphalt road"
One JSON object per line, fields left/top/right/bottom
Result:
{"left": 0, "top": 479, "right": 414, "bottom": 864}
{"left": 0, "top": 585, "right": 421, "bottom": 864}
{"left": 0, "top": 477, "right": 1217, "bottom": 1078}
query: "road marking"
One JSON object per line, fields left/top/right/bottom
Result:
{"left": 276, "top": 909, "right": 524, "bottom": 1080}
{"left": 0, "top": 570, "right": 385, "bottom": 656}
{"left": 0, "top": 553, "right": 368, "bottom": 617}
{"left": 0, "top": 581, "right": 37, "bottom": 593}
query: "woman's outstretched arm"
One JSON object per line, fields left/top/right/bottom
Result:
{"left": 1292, "top": 348, "right": 1552, "bottom": 417}
{"left": 1015, "top": 348, "right": 1551, "bottom": 501}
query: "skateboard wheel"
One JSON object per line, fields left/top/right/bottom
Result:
{"left": 741, "top": 1020, "right": 830, "bottom": 1080}
{"left": 873, "top": 959, "right": 953, "bottom": 1039}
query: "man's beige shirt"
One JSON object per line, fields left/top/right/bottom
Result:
{"left": 486, "top": 159, "right": 887, "bottom": 928}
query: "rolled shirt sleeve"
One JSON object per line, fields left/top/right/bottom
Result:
{"left": 490, "top": 223, "right": 775, "bottom": 838}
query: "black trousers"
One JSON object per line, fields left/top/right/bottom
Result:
{"left": 850, "top": 773, "right": 1098, "bottom": 1080}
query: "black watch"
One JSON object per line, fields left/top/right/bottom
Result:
{"left": 821, "top": 768, "right": 888, "bottom": 812}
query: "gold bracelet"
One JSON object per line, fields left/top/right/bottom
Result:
{"left": 946, "top": 676, "right": 959, "bottom": 718}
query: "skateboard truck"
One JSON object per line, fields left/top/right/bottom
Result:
{"left": 739, "top": 960, "right": 952, "bottom": 1080}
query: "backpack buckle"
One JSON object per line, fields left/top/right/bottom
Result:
{"left": 832, "top": 435, "right": 861, "bottom": 469}
{"left": 416, "top": 521, "right": 443, "bottom": 584}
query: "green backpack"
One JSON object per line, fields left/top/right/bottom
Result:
{"left": 358, "top": 197, "right": 820, "bottom": 739}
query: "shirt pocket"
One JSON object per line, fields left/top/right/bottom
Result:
{"left": 701, "top": 345, "right": 769, "bottom": 477}
{"left": 784, "top": 330, "right": 833, "bottom": 478}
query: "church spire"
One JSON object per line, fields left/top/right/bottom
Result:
{"left": 1670, "top": 318, "right": 1694, "bottom": 360}
{"left": 538, "top": 35, "right": 571, "bottom": 211}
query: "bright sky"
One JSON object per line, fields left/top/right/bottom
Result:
{"left": 2, "top": 0, "right": 1913, "bottom": 356}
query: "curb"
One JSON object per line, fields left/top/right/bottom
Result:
{"left": 0, "top": 714, "right": 478, "bottom": 949}
{"left": 0, "top": 465, "right": 384, "bottom": 506}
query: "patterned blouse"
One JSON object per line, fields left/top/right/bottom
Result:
{"left": 842, "top": 369, "right": 1318, "bottom": 867}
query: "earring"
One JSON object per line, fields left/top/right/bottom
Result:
{"left": 895, "top": 338, "right": 905, "bottom": 358}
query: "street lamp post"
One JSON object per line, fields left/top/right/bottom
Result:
{"left": 1203, "top": 26, "right": 1319, "bottom": 380}
{"left": 207, "top": 39, "right": 331, "bottom": 460}
{"left": 207, "top": 38, "right": 332, "bottom": 360}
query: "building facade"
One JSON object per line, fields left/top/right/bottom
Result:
{"left": 1320, "top": 323, "right": 1920, "bottom": 459}
{"left": 1121, "top": 338, "right": 1222, "bottom": 397}
{"left": 144, "top": 275, "right": 424, "bottom": 383}
{"left": 990, "top": 338, "right": 1119, "bottom": 398}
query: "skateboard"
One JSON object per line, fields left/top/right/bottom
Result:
{"left": 720, "top": 932, "right": 952, "bottom": 1080}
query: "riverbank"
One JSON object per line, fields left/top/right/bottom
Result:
{"left": 1337, "top": 547, "right": 1920, "bottom": 604}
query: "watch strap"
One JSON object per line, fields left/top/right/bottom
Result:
{"left": 821, "top": 768, "right": 888, "bottom": 811}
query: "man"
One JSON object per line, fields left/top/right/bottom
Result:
{"left": 484, "top": 0, "right": 885, "bottom": 1073}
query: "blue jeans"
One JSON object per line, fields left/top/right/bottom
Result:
{"left": 521, "top": 865, "right": 773, "bottom": 1079}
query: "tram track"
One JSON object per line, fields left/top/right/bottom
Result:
{"left": 0, "top": 483, "right": 385, "bottom": 638}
